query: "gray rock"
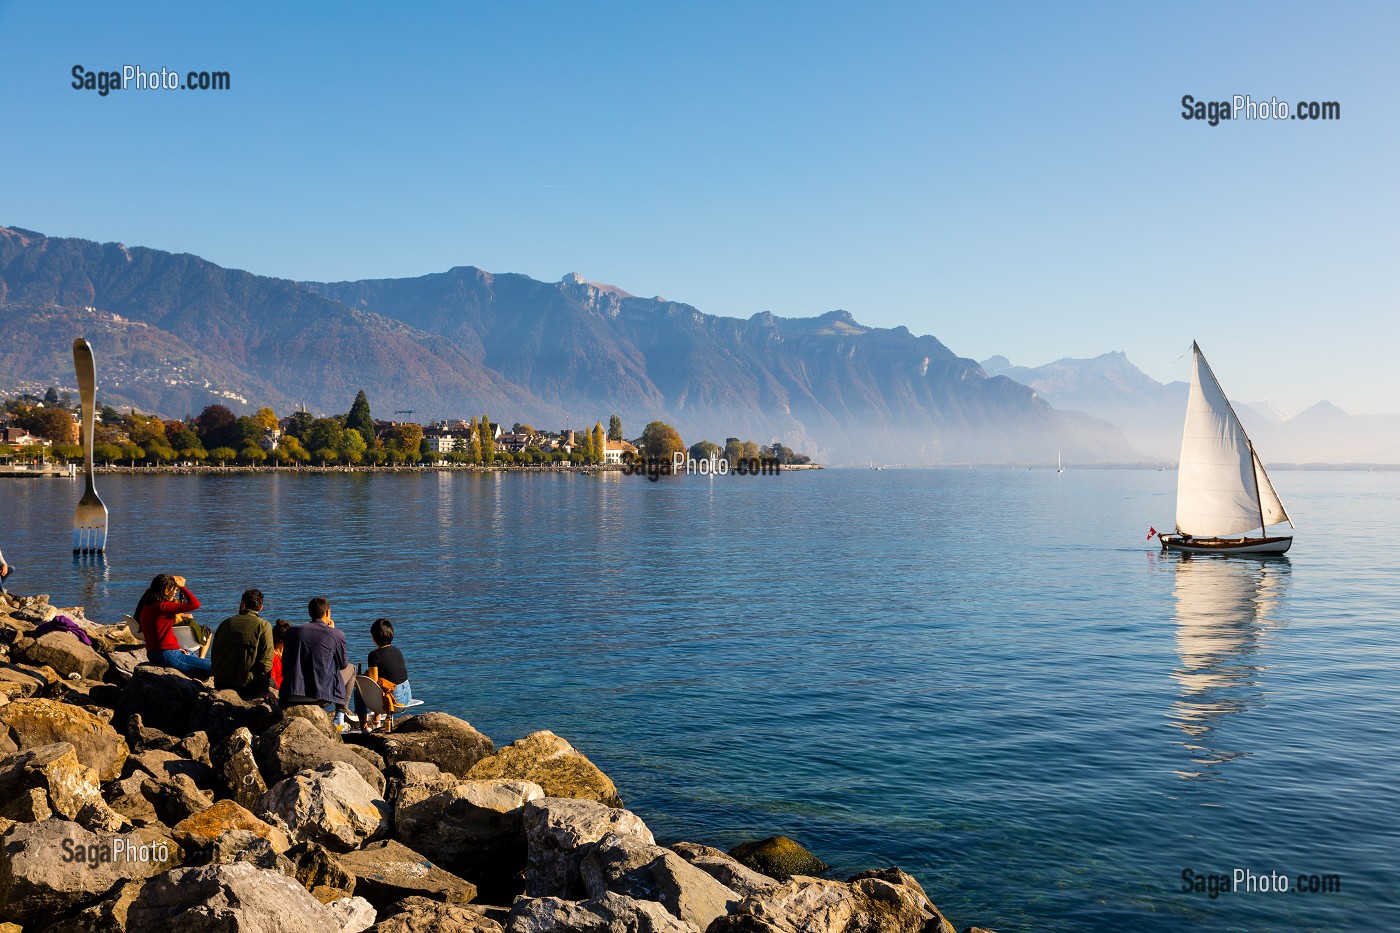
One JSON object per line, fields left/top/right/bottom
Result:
{"left": 0, "top": 819, "right": 168, "bottom": 923}
{"left": 127, "top": 861, "right": 340, "bottom": 932}
{"left": 255, "top": 760, "right": 389, "bottom": 852}
{"left": 112, "top": 665, "right": 207, "bottom": 738}
{"left": 178, "top": 730, "right": 210, "bottom": 765}
{"left": 38, "top": 877, "right": 142, "bottom": 933}
{"left": 256, "top": 717, "right": 386, "bottom": 794}
{"left": 506, "top": 891, "right": 700, "bottom": 933}
{"left": 375, "top": 896, "right": 504, "bottom": 933}
{"left": 142, "top": 772, "right": 214, "bottom": 826}
{"left": 125, "top": 747, "right": 216, "bottom": 790}
{"left": 172, "top": 797, "right": 291, "bottom": 854}
{"left": 211, "top": 725, "right": 267, "bottom": 808}
{"left": 669, "top": 843, "right": 778, "bottom": 898}
{"left": 0, "top": 742, "right": 128, "bottom": 832}
{"left": 387, "top": 760, "right": 459, "bottom": 812}
{"left": 195, "top": 829, "right": 287, "bottom": 872}
{"left": 467, "top": 731, "right": 621, "bottom": 807}
{"left": 581, "top": 833, "right": 737, "bottom": 930}
{"left": 365, "top": 712, "right": 494, "bottom": 777}
{"left": 334, "top": 838, "right": 477, "bottom": 908}
{"left": 21, "top": 631, "right": 109, "bottom": 681}
{"left": 522, "top": 797, "right": 654, "bottom": 899}
{"left": 103, "top": 772, "right": 160, "bottom": 826}
{"left": 105, "top": 648, "right": 148, "bottom": 684}
{"left": 284, "top": 839, "right": 358, "bottom": 899}
{"left": 707, "top": 871, "right": 953, "bottom": 933}
{"left": 395, "top": 778, "right": 543, "bottom": 879}
{"left": 325, "top": 894, "right": 377, "bottom": 933}
{"left": 0, "top": 697, "right": 130, "bottom": 781}
{"left": 282, "top": 703, "right": 336, "bottom": 736}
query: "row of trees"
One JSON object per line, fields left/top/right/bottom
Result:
{"left": 4, "top": 387, "right": 806, "bottom": 468}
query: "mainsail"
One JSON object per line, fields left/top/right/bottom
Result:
{"left": 1175, "top": 343, "right": 1292, "bottom": 537}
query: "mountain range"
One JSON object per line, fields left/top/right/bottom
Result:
{"left": 983, "top": 353, "right": 1400, "bottom": 464}
{"left": 0, "top": 226, "right": 1133, "bottom": 465}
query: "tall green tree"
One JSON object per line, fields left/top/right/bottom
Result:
{"left": 346, "top": 390, "right": 375, "bottom": 445}
{"left": 608, "top": 415, "right": 623, "bottom": 442}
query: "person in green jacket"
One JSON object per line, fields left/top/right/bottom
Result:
{"left": 210, "top": 588, "right": 274, "bottom": 698}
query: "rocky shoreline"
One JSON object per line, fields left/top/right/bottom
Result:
{"left": 0, "top": 590, "right": 988, "bottom": 933}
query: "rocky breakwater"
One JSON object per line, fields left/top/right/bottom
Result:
{"left": 0, "top": 589, "right": 997, "bottom": 932}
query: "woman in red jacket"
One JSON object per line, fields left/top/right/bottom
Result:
{"left": 135, "top": 573, "right": 211, "bottom": 676}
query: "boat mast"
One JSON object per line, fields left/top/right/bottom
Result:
{"left": 1250, "top": 442, "right": 1266, "bottom": 536}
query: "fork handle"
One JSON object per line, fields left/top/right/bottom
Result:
{"left": 74, "top": 338, "right": 97, "bottom": 482}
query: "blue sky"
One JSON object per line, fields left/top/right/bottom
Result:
{"left": 1, "top": 1, "right": 1395, "bottom": 413}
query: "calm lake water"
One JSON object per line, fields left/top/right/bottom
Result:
{"left": 4, "top": 468, "right": 1398, "bottom": 931}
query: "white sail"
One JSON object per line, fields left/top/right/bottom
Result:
{"left": 1175, "top": 343, "right": 1289, "bottom": 536}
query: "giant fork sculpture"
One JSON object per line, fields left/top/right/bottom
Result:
{"left": 72, "top": 338, "right": 108, "bottom": 553}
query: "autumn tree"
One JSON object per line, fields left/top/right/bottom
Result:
{"left": 478, "top": 417, "right": 495, "bottom": 464}
{"left": 383, "top": 423, "right": 424, "bottom": 457}
{"left": 689, "top": 440, "right": 721, "bottom": 462}
{"left": 640, "top": 421, "right": 684, "bottom": 461}
{"left": 253, "top": 407, "right": 279, "bottom": 431}
{"left": 592, "top": 422, "right": 605, "bottom": 465}
{"left": 18, "top": 407, "right": 76, "bottom": 444}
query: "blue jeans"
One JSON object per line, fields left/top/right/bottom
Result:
{"left": 162, "top": 648, "right": 212, "bottom": 676}
{"left": 353, "top": 679, "right": 412, "bottom": 718}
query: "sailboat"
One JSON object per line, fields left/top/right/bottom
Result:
{"left": 1157, "top": 342, "right": 1294, "bottom": 555}
{"left": 1057, "top": 450, "right": 1063, "bottom": 473}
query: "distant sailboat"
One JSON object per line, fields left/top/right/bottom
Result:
{"left": 1057, "top": 450, "right": 1063, "bottom": 473}
{"left": 1157, "top": 342, "right": 1293, "bottom": 555}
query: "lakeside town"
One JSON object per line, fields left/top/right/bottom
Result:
{"left": 0, "top": 387, "right": 815, "bottom": 474}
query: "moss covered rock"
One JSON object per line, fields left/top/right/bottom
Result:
{"left": 727, "top": 836, "right": 827, "bottom": 881}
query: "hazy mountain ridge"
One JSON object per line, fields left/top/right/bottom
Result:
{"left": 985, "top": 352, "right": 1400, "bottom": 463}
{"left": 0, "top": 225, "right": 1137, "bottom": 463}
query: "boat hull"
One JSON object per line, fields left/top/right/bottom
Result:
{"left": 1160, "top": 535, "right": 1292, "bottom": 555}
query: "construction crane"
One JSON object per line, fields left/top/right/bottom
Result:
{"left": 393, "top": 410, "right": 416, "bottom": 417}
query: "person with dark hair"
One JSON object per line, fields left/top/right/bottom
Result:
{"left": 135, "top": 574, "right": 210, "bottom": 676}
{"left": 210, "top": 588, "right": 274, "bottom": 697}
{"left": 354, "top": 617, "right": 413, "bottom": 729}
{"left": 269, "top": 619, "right": 292, "bottom": 691}
{"left": 279, "top": 597, "right": 354, "bottom": 728}
{"left": 0, "top": 545, "right": 10, "bottom": 591}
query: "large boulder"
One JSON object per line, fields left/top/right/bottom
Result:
{"left": 363, "top": 712, "right": 494, "bottom": 777}
{"left": 325, "top": 894, "right": 377, "bottom": 933}
{"left": 127, "top": 861, "right": 340, "bottom": 932}
{"left": 112, "top": 665, "right": 207, "bottom": 738}
{"left": 506, "top": 891, "right": 700, "bottom": 933}
{"left": 727, "top": 836, "right": 828, "bottom": 881}
{"left": 210, "top": 726, "right": 267, "bottom": 808}
{"left": 39, "top": 876, "right": 142, "bottom": 933}
{"left": 0, "top": 819, "right": 170, "bottom": 923}
{"left": 283, "top": 839, "right": 357, "bottom": 902}
{"left": 669, "top": 843, "right": 778, "bottom": 898}
{"left": 141, "top": 772, "right": 214, "bottom": 826}
{"left": 707, "top": 871, "right": 955, "bottom": 933}
{"left": 255, "top": 760, "right": 389, "bottom": 852}
{"left": 103, "top": 772, "right": 160, "bottom": 827}
{"left": 388, "top": 760, "right": 460, "bottom": 811}
{"left": 20, "top": 632, "right": 109, "bottom": 681}
{"left": 467, "top": 731, "right": 621, "bottom": 806}
{"left": 126, "top": 747, "right": 216, "bottom": 789}
{"left": 395, "top": 778, "right": 543, "bottom": 885}
{"left": 581, "top": 833, "right": 738, "bottom": 930}
{"left": 0, "top": 697, "right": 129, "bottom": 780}
{"left": 0, "top": 742, "right": 128, "bottom": 832}
{"left": 0, "top": 662, "right": 50, "bottom": 701}
{"left": 255, "top": 716, "right": 386, "bottom": 794}
{"left": 374, "top": 895, "right": 504, "bottom": 933}
{"left": 522, "top": 797, "right": 654, "bottom": 899}
{"left": 334, "top": 838, "right": 478, "bottom": 908}
{"left": 172, "top": 798, "right": 291, "bottom": 854}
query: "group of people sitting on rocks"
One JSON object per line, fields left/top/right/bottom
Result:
{"left": 133, "top": 574, "right": 412, "bottom": 731}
